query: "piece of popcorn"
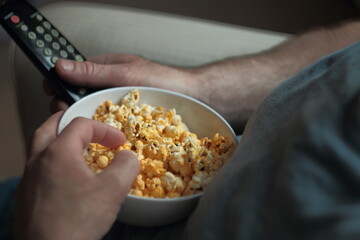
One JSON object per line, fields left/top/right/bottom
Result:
{"left": 155, "top": 144, "right": 168, "bottom": 161}
{"left": 143, "top": 159, "right": 166, "bottom": 178}
{"left": 184, "top": 171, "right": 213, "bottom": 195}
{"left": 142, "top": 143, "right": 159, "bottom": 160}
{"left": 144, "top": 177, "right": 165, "bottom": 198}
{"left": 152, "top": 106, "right": 164, "bottom": 120}
{"left": 115, "top": 105, "right": 130, "bottom": 122}
{"left": 210, "top": 133, "right": 234, "bottom": 156}
{"left": 161, "top": 172, "right": 185, "bottom": 193}
{"left": 164, "top": 125, "right": 182, "bottom": 138}
{"left": 96, "top": 155, "right": 109, "bottom": 169}
{"left": 120, "top": 88, "right": 140, "bottom": 107}
{"left": 171, "top": 113, "right": 182, "bottom": 126}
{"left": 130, "top": 189, "right": 143, "bottom": 197}
{"left": 139, "top": 104, "right": 154, "bottom": 120}
{"left": 106, "top": 151, "right": 115, "bottom": 160}
{"left": 169, "top": 152, "right": 184, "bottom": 173}
{"left": 133, "top": 174, "right": 145, "bottom": 190}
{"left": 103, "top": 118, "right": 122, "bottom": 130}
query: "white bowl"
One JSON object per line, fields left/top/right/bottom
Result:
{"left": 58, "top": 86, "right": 236, "bottom": 227}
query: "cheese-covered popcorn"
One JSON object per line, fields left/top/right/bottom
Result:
{"left": 84, "top": 88, "right": 235, "bottom": 198}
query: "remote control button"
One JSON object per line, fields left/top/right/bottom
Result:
{"left": 44, "top": 33, "right": 52, "bottom": 42}
{"left": 43, "top": 48, "right": 52, "bottom": 56}
{"left": 42, "top": 21, "right": 51, "bottom": 30}
{"left": 28, "top": 31, "right": 36, "bottom": 40}
{"left": 36, "top": 14, "right": 43, "bottom": 21}
{"left": 51, "top": 29, "right": 59, "bottom": 38}
{"left": 66, "top": 45, "right": 75, "bottom": 53}
{"left": 51, "top": 56, "right": 59, "bottom": 64}
{"left": 79, "top": 88, "right": 87, "bottom": 95}
{"left": 36, "top": 26, "right": 45, "bottom": 34}
{"left": 36, "top": 40, "right": 44, "bottom": 48}
{"left": 52, "top": 42, "right": 60, "bottom": 50}
{"left": 20, "top": 24, "right": 28, "bottom": 32}
{"left": 75, "top": 54, "right": 84, "bottom": 62}
{"left": 59, "top": 37, "right": 67, "bottom": 46}
{"left": 10, "top": 15, "right": 20, "bottom": 24}
{"left": 60, "top": 50, "right": 68, "bottom": 58}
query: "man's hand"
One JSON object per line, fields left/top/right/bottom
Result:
{"left": 14, "top": 112, "right": 139, "bottom": 240}
{"left": 45, "top": 54, "right": 201, "bottom": 113}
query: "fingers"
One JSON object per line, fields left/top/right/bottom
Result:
{"left": 28, "top": 111, "right": 64, "bottom": 161}
{"left": 49, "top": 97, "right": 69, "bottom": 113}
{"left": 46, "top": 54, "right": 142, "bottom": 94}
{"left": 53, "top": 118, "right": 126, "bottom": 163}
{"left": 43, "top": 80, "right": 69, "bottom": 113}
{"left": 98, "top": 150, "right": 140, "bottom": 197}
{"left": 55, "top": 55, "right": 145, "bottom": 88}
{"left": 55, "top": 59, "right": 123, "bottom": 87}
{"left": 43, "top": 79, "right": 55, "bottom": 96}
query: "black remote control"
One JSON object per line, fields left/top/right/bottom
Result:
{"left": 0, "top": 0, "right": 99, "bottom": 104}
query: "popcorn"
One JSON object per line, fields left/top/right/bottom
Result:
{"left": 84, "top": 88, "right": 235, "bottom": 198}
{"left": 96, "top": 155, "right": 109, "bottom": 169}
{"left": 161, "top": 172, "right": 185, "bottom": 193}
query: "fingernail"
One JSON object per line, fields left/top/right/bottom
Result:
{"left": 60, "top": 59, "right": 74, "bottom": 71}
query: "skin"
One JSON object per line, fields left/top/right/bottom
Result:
{"left": 14, "top": 112, "right": 140, "bottom": 240}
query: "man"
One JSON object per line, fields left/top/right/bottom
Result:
{"left": 11, "top": 18, "right": 360, "bottom": 240}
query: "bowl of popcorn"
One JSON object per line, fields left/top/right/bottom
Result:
{"left": 58, "top": 86, "right": 237, "bottom": 227}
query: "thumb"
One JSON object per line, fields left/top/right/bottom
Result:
{"left": 55, "top": 59, "right": 128, "bottom": 87}
{"left": 98, "top": 150, "right": 140, "bottom": 199}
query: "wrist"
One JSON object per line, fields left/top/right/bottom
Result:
{"left": 192, "top": 53, "right": 287, "bottom": 133}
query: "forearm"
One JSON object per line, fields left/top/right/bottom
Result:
{"left": 195, "top": 20, "right": 360, "bottom": 133}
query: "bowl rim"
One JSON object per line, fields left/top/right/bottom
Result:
{"left": 126, "top": 191, "right": 203, "bottom": 201}
{"left": 59, "top": 86, "right": 236, "bottom": 138}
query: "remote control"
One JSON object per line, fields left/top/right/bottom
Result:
{"left": 0, "top": 0, "right": 99, "bottom": 104}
